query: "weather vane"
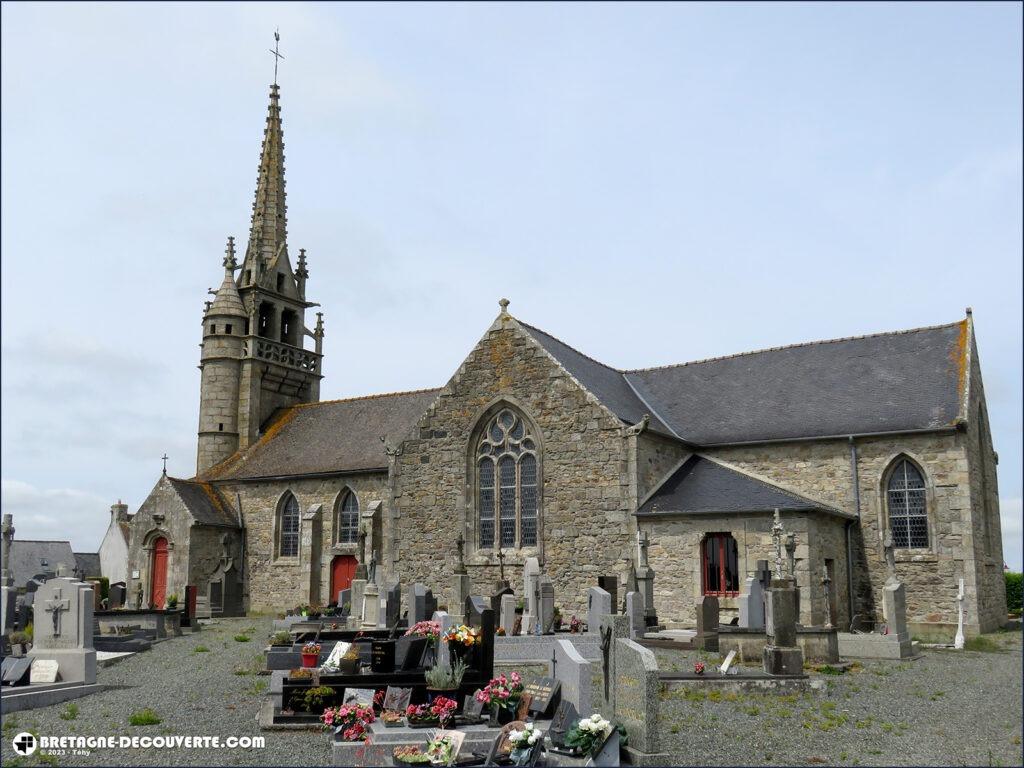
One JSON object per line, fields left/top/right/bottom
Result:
{"left": 270, "top": 29, "right": 284, "bottom": 85}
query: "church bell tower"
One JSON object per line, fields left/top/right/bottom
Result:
{"left": 196, "top": 75, "right": 324, "bottom": 475}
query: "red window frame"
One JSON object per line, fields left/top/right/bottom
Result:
{"left": 702, "top": 533, "right": 739, "bottom": 597}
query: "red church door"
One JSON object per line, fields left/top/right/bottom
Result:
{"left": 330, "top": 556, "right": 357, "bottom": 606}
{"left": 150, "top": 537, "right": 169, "bottom": 609}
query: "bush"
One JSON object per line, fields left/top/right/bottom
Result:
{"left": 1005, "top": 572, "right": 1022, "bottom": 614}
{"left": 291, "top": 686, "right": 336, "bottom": 712}
{"left": 270, "top": 631, "right": 292, "bottom": 646}
{"left": 234, "top": 634, "right": 250, "bottom": 643}
{"left": 194, "top": 645, "right": 210, "bottom": 653}
{"left": 128, "top": 708, "right": 161, "bottom": 726}
{"left": 59, "top": 703, "right": 79, "bottom": 721}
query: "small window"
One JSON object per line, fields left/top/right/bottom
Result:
{"left": 210, "top": 324, "right": 217, "bottom": 334}
{"left": 702, "top": 533, "right": 739, "bottom": 597}
{"left": 277, "top": 273, "right": 285, "bottom": 292}
{"left": 886, "top": 459, "right": 928, "bottom": 548}
{"left": 243, "top": 320, "right": 250, "bottom": 335}
{"left": 336, "top": 491, "right": 359, "bottom": 544}
{"left": 245, "top": 270, "right": 252, "bottom": 284}
{"left": 225, "top": 324, "right": 232, "bottom": 335}
{"left": 218, "top": 423, "right": 223, "bottom": 432}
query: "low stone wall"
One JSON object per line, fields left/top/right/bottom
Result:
{"left": 494, "top": 634, "right": 600, "bottom": 664}
{"left": 95, "top": 610, "right": 181, "bottom": 640}
{"left": 718, "top": 627, "right": 839, "bottom": 664}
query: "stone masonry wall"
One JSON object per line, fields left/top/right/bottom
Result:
{"left": 218, "top": 472, "right": 389, "bottom": 613}
{"left": 641, "top": 511, "right": 849, "bottom": 627}
{"left": 705, "top": 430, "right": 993, "bottom": 634}
{"left": 636, "top": 432, "right": 690, "bottom": 503}
{"left": 127, "top": 475, "right": 195, "bottom": 608}
{"left": 391, "top": 314, "right": 635, "bottom": 620}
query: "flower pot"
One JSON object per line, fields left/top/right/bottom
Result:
{"left": 510, "top": 748, "right": 532, "bottom": 766}
{"left": 300, "top": 652, "right": 319, "bottom": 668}
{"left": 488, "top": 705, "right": 515, "bottom": 726}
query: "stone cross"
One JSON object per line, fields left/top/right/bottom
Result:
{"left": 1, "top": 513, "right": 13, "bottom": 586}
{"left": 821, "top": 564, "right": 832, "bottom": 629}
{"left": 883, "top": 529, "right": 897, "bottom": 581}
{"left": 455, "top": 533, "right": 466, "bottom": 575}
{"left": 785, "top": 532, "right": 797, "bottom": 578}
{"left": 636, "top": 530, "right": 650, "bottom": 569}
{"left": 599, "top": 623, "right": 613, "bottom": 701}
{"left": 755, "top": 559, "right": 772, "bottom": 592}
{"left": 954, "top": 577, "right": 965, "bottom": 650}
{"left": 771, "top": 509, "right": 785, "bottom": 579}
{"left": 495, "top": 541, "right": 506, "bottom": 583}
{"left": 45, "top": 588, "right": 71, "bottom": 636}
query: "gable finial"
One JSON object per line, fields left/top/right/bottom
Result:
{"left": 499, "top": 298, "right": 510, "bottom": 314}
{"left": 223, "top": 236, "right": 237, "bottom": 270}
{"left": 161, "top": 453, "right": 169, "bottom": 475}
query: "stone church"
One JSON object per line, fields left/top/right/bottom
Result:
{"left": 126, "top": 80, "right": 1007, "bottom": 638}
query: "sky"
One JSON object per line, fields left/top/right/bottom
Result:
{"left": 1, "top": 3, "right": 1021, "bottom": 569}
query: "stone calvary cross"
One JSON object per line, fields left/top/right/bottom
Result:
{"left": 45, "top": 588, "right": 71, "bottom": 636}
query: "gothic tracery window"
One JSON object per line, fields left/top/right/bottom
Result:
{"left": 337, "top": 490, "right": 359, "bottom": 544}
{"left": 477, "top": 408, "right": 539, "bottom": 548}
{"left": 886, "top": 458, "right": 928, "bottom": 549}
{"left": 277, "top": 492, "right": 300, "bottom": 558}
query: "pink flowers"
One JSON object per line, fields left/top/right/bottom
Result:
{"left": 475, "top": 672, "right": 524, "bottom": 709}
{"left": 321, "top": 703, "right": 375, "bottom": 741}
{"left": 694, "top": 662, "right": 705, "bottom": 675}
{"left": 430, "top": 696, "right": 458, "bottom": 727}
{"left": 569, "top": 616, "right": 584, "bottom": 634}
{"left": 404, "top": 620, "right": 442, "bottom": 643}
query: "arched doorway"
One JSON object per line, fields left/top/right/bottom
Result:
{"left": 150, "top": 537, "right": 169, "bottom": 609}
{"left": 329, "top": 556, "right": 357, "bottom": 606}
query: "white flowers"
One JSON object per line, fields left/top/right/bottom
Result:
{"left": 509, "top": 722, "right": 541, "bottom": 749}
{"left": 576, "top": 714, "right": 612, "bottom": 736}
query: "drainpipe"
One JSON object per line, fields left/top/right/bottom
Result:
{"left": 846, "top": 437, "right": 860, "bottom": 628}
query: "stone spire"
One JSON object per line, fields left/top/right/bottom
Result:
{"left": 240, "top": 83, "right": 288, "bottom": 288}
{"left": 208, "top": 237, "right": 246, "bottom": 318}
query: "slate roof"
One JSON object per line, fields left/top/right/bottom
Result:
{"left": 73, "top": 552, "right": 101, "bottom": 578}
{"left": 637, "top": 455, "right": 849, "bottom": 517}
{"left": 520, "top": 318, "right": 969, "bottom": 445}
{"left": 204, "top": 388, "right": 440, "bottom": 481}
{"left": 7, "top": 540, "right": 76, "bottom": 587}
{"left": 166, "top": 478, "right": 240, "bottom": 527}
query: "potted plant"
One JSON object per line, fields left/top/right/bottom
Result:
{"left": 568, "top": 616, "right": 583, "bottom": 634}
{"left": 405, "top": 703, "right": 439, "bottom": 728}
{"left": 321, "top": 703, "right": 375, "bottom": 740}
{"left": 9, "top": 630, "right": 30, "bottom": 655}
{"left": 381, "top": 709, "right": 405, "bottom": 728}
{"left": 289, "top": 667, "right": 313, "bottom": 680}
{"left": 165, "top": 593, "right": 179, "bottom": 610}
{"left": 442, "top": 624, "right": 481, "bottom": 665}
{"left": 301, "top": 685, "right": 336, "bottom": 713}
{"left": 301, "top": 641, "right": 321, "bottom": 668}
{"left": 392, "top": 745, "right": 432, "bottom": 765}
{"left": 270, "top": 631, "right": 292, "bottom": 647}
{"left": 476, "top": 672, "right": 524, "bottom": 725}
{"left": 425, "top": 657, "right": 467, "bottom": 696}
{"left": 694, "top": 661, "right": 705, "bottom": 675}
{"left": 565, "top": 713, "right": 614, "bottom": 758}
{"left": 507, "top": 722, "right": 542, "bottom": 765}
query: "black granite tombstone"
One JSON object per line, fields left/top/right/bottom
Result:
{"left": 1, "top": 656, "right": 31, "bottom": 686}
{"left": 548, "top": 700, "right": 579, "bottom": 747}
{"left": 371, "top": 639, "right": 396, "bottom": 673}
{"left": 523, "top": 677, "right": 561, "bottom": 716}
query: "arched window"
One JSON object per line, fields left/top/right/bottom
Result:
{"left": 886, "top": 458, "right": 928, "bottom": 548}
{"left": 476, "top": 407, "right": 539, "bottom": 548}
{"left": 277, "top": 492, "right": 300, "bottom": 558}
{"left": 702, "top": 533, "right": 739, "bottom": 596}
{"left": 336, "top": 490, "right": 359, "bottom": 544}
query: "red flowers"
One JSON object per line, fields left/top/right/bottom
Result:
{"left": 694, "top": 662, "right": 705, "bottom": 675}
{"left": 475, "top": 672, "right": 524, "bottom": 708}
{"left": 321, "top": 703, "right": 375, "bottom": 741}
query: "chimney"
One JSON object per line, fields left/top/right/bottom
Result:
{"left": 111, "top": 500, "right": 129, "bottom": 523}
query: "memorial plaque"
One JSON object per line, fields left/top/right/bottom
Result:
{"left": 548, "top": 700, "right": 579, "bottom": 747}
{"left": 371, "top": 640, "right": 397, "bottom": 673}
{"left": 30, "top": 658, "right": 59, "bottom": 684}
{"left": 384, "top": 686, "right": 413, "bottom": 712}
{"left": 463, "top": 693, "right": 484, "bottom": 720}
{"left": 2, "top": 656, "right": 31, "bottom": 686}
{"left": 427, "top": 729, "right": 466, "bottom": 766}
{"left": 399, "top": 637, "right": 429, "bottom": 670}
{"left": 515, "top": 693, "right": 532, "bottom": 721}
{"left": 584, "top": 729, "right": 620, "bottom": 767}
{"left": 322, "top": 641, "right": 351, "bottom": 670}
{"left": 345, "top": 687, "right": 376, "bottom": 706}
{"left": 523, "top": 676, "right": 561, "bottom": 716}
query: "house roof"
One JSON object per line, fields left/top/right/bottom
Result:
{"left": 166, "top": 478, "right": 240, "bottom": 527}
{"left": 637, "top": 454, "right": 848, "bottom": 517}
{"left": 7, "top": 540, "right": 76, "bottom": 587}
{"left": 203, "top": 388, "right": 440, "bottom": 481}
{"left": 521, "top": 317, "right": 969, "bottom": 445}
{"left": 73, "top": 552, "right": 101, "bottom": 578}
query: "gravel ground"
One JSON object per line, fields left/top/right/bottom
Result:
{"left": 656, "top": 630, "right": 1024, "bottom": 766}
{"left": 1, "top": 618, "right": 1020, "bottom": 767}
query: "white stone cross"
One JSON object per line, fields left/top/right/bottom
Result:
{"left": 45, "top": 588, "right": 71, "bottom": 636}
{"left": 954, "top": 578, "right": 965, "bottom": 650}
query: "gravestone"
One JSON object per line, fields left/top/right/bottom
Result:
{"left": 522, "top": 558, "right": 540, "bottom": 633}
{"left": 371, "top": 639, "right": 396, "bottom": 673}
{"left": 597, "top": 576, "right": 618, "bottom": 615}
{"left": 738, "top": 576, "right": 765, "bottom": 630}
{"left": 523, "top": 676, "right": 561, "bottom": 716}
{"left": 408, "top": 583, "right": 432, "bottom": 624}
{"left": 451, "top": 573, "right": 472, "bottom": 626}
{"left": 338, "top": 587, "right": 352, "bottom": 614}
{"left": 695, "top": 596, "right": 719, "bottom": 651}
{"left": 538, "top": 576, "right": 555, "bottom": 634}
{"left": 425, "top": 588, "right": 438, "bottom": 619}
{"left": 763, "top": 577, "right": 802, "bottom": 675}
{"left": 625, "top": 591, "right": 645, "bottom": 639}
{"left": 490, "top": 583, "right": 514, "bottom": 616}
{"left": 350, "top": 579, "right": 367, "bottom": 625}
{"left": 549, "top": 638, "right": 592, "bottom": 715}
{"left": 587, "top": 729, "right": 621, "bottom": 767}
{"left": 548, "top": 700, "right": 579, "bottom": 748}
{"left": 383, "top": 686, "right": 412, "bottom": 712}
{"left": 384, "top": 582, "right": 402, "bottom": 628}
{"left": 463, "top": 693, "right": 484, "bottom": 721}
{"left": 587, "top": 586, "right": 612, "bottom": 635}
{"left": 361, "top": 582, "right": 381, "bottom": 629}
{"left": 2, "top": 656, "right": 31, "bottom": 686}
{"left": 635, "top": 531, "right": 659, "bottom": 628}
{"left": 464, "top": 595, "right": 495, "bottom": 682}
{"left": 30, "top": 658, "right": 59, "bottom": 684}
{"left": 345, "top": 687, "right": 376, "bottom": 706}
{"left": 499, "top": 594, "right": 517, "bottom": 635}
{"left": 28, "top": 576, "right": 97, "bottom": 684}
{"left": 110, "top": 582, "right": 127, "bottom": 609}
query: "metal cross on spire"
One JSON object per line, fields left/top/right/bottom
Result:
{"left": 161, "top": 454, "right": 169, "bottom": 475}
{"left": 270, "top": 29, "right": 284, "bottom": 85}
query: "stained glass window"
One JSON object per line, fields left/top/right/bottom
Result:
{"left": 476, "top": 408, "right": 540, "bottom": 549}
{"left": 337, "top": 491, "right": 359, "bottom": 544}
{"left": 887, "top": 459, "right": 928, "bottom": 548}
